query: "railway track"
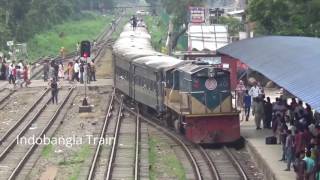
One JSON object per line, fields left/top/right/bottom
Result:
{"left": 0, "top": 87, "right": 74, "bottom": 179}
{"left": 203, "top": 147, "right": 249, "bottom": 180}
{"left": 122, "top": 102, "right": 212, "bottom": 180}
{"left": 0, "top": 89, "right": 15, "bottom": 106}
{"left": 0, "top": 89, "right": 49, "bottom": 146}
{"left": 87, "top": 92, "right": 141, "bottom": 180}
{"left": 105, "top": 97, "right": 140, "bottom": 180}
{"left": 87, "top": 91, "right": 116, "bottom": 180}
{"left": 121, "top": 99, "right": 251, "bottom": 180}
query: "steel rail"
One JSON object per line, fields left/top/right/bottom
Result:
{"left": 0, "top": 89, "right": 49, "bottom": 145}
{"left": 8, "top": 87, "right": 74, "bottom": 180}
{"left": 134, "top": 107, "right": 140, "bottom": 180}
{"left": 87, "top": 90, "right": 115, "bottom": 180}
{"left": 121, "top": 103, "right": 203, "bottom": 180}
{"left": 0, "top": 89, "right": 15, "bottom": 105}
{"left": 105, "top": 97, "right": 124, "bottom": 180}
{"left": 223, "top": 147, "right": 249, "bottom": 180}
{"left": 199, "top": 146, "right": 220, "bottom": 180}
{"left": 0, "top": 92, "right": 53, "bottom": 160}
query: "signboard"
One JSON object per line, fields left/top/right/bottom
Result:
{"left": 189, "top": 7, "right": 205, "bottom": 23}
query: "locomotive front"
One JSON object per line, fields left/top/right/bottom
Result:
{"left": 164, "top": 61, "right": 241, "bottom": 145}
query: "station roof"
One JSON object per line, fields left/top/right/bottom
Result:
{"left": 217, "top": 36, "right": 320, "bottom": 111}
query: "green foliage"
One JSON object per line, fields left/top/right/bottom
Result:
{"left": 219, "top": 16, "right": 244, "bottom": 37}
{"left": 248, "top": 0, "right": 320, "bottom": 36}
{"left": 0, "top": 0, "right": 115, "bottom": 50}
{"left": 149, "top": 136, "right": 186, "bottom": 180}
{"left": 161, "top": 0, "right": 203, "bottom": 27}
{"left": 27, "top": 12, "right": 112, "bottom": 62}
{"left": 145, "top": 15, "right": 168, "bottom": 51}
{"left": 41, "top": 143, "right": 54, "bottom": 158}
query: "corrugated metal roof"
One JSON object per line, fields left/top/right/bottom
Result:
{"left": 217, "top": 36, "right": 320, "bottom": 111}
{"left": 188, "top": 24, "right": 229, "bottom": 51}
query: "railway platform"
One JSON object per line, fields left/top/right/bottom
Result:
{"left": 241, "top": 88, "right": 295, "bottom": 180}
{"left": 241, "top": 120, "right": 295, "bottom": 180}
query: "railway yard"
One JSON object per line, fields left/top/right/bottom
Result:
{"left": 0, "top": 6, "right": 284, "bottom": 180}
{"left": 0, "top": 16, "right": 266, "bottom": 180}
{"left": 0, "top": 0, "right": 319, "bottom": 179}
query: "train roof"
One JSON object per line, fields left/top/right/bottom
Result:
{"left": 119, "top": 31, "right": 151, "bottom": 39}
{"left": 177, "top": 62, "right": 230, "bottom": 75}
{"left": 133, "top": 56, "right": 183, "bottom": 71}
{"left": 122, "top": 24, "right": 149, "bottom": 33}
{"left": 177, "top": 63, "right": 206, "bottom": 74}
{"left": 113, "top": 38, "right": 152, "bottom": 52}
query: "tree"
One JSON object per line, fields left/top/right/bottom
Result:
{"left": 248, "top": 0, "right": 320, "bottom": 36}
{"left": 0, "top": 7, "right": 11, "bottom": 50}
{"left": 158, "top": 0, "right": 204, "bottom": 51}
{"left": 0, "top": 0, "right": 114, "bottom": 49}
{"left": 219, "top": 16, "right": 244, "bottom": 37}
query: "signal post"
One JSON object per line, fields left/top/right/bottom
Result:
{"left": 79, "top": 40, "right": 93, "bottom": 113}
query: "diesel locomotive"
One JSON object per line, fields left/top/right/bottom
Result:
{"left": 113, "top": 24, "right": 241, "bottom": 145}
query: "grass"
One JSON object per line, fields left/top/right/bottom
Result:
{"left": 41, "top": 143, "right": 54, "bottom": 159}
{"left": 56, "top": 145, "right": 91, "bottom": 180}
{"left": 149, "top": 136, "right": 186, "bottom": 180}
{"left": 27, "top": 12, "right": 113, "bottom": 62}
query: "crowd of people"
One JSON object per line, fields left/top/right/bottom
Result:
{"left": 236, "top": 80, "right": 320, "bottom": 180}
{"left": 43, "top": 58, "right": 96, "bottom": 84}
{"left": 0, "top": 58, "right": 31, "bottom": 88}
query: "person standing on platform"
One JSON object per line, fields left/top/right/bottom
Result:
{"left": 243, "top": 90, "right": 251, "bottom": 121}
{"left": 304, "top": 150, "right": 315, "bottom": 180}
{"left": 279, "top": 119, "right": 288, "bottom": 161}
{"left": 73, "top": 60, "right": 79, "bottom": 82}
{"left": 15, "top": 65, "right": 23, "bottom": 88}
{"left": 252, "top": 97, "right": 264, "bottom": 130}
{"left": 58, "top": 62, "right": 64, "bottom": 80}
{"left": 236, "top": 80, "right": 246, "bottom": 109}
{"left": 43, "top": 60, "right": 49, "bottom": 82}
{"left": 264, "top": 97, "right": 273, "bottom": 128}
{"left": 90, "top": 60, "right": 96, "bottom": 81}
{"left": 23, "top": 64, "right": 30, "bottom": 87}
{"left": 67, "top": 62, "right": 73, "bottom": 82}
{"left": 294, "top": 151, "right": 307, "bottom": 180}
{"left": 53, "top": 62, "right": 59, "bottom": 81}
{"left": 79, "top": 61, "right": 84, "bottom": 84}
{"left": 8, "top": 62, "right": 16, "bottom": 85}
{"left": 249, "top": 82, "right": 262, "bottom": 100}
{"left": 285, "top": 129, "right": 294, "bottom": 171}
{"left": 295, "top": 129, "right": 306, "bottom": 156}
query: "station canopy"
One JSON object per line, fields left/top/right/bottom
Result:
{"left": 217, "top": 36, "right": 320, "bottom": 112}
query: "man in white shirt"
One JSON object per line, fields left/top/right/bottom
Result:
{"left": 73, "top": 61, "right": 80, "bottom": 82}
{"left": 249, "top": 83, "right": 262, "bottom": 99}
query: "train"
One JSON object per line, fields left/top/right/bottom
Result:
{"left": 112, "top": 24, "right": 242, "bottom": 145}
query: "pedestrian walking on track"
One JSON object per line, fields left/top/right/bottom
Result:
{"left": 49, "top": 78, "right": 59, "bottom": 104}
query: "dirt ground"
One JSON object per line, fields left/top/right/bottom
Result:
{"left": 95, "top": 48, "right": 113, "bottom": 79}
{"left": 27, "top": 86, "right": 111, "bottom": 180}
